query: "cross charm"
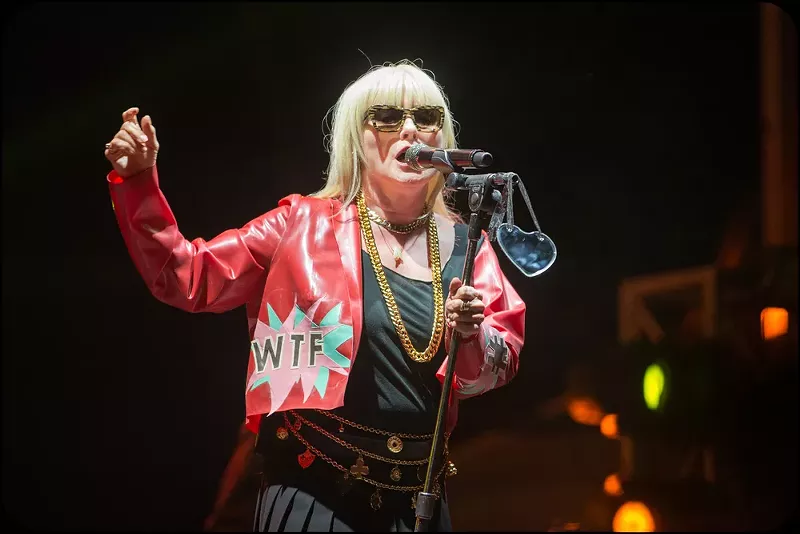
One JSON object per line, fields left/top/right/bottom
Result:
{"left": 350, "top": 456, "right": 370, "bottom": 479}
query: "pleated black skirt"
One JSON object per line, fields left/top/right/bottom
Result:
{"left": 253, "top": 482, "right": 451, "bottom": 532}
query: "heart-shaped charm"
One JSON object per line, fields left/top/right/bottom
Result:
{"left": 495, "top": 223, "right": 557, "bottom": 277}
{"left": 297, "top": 448, "right": 315, "bottom": 469}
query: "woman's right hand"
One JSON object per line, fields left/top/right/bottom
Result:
{"left": 105, "top": 107, "right": 160, "bottom": 178}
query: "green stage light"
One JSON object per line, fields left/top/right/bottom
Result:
{"left": 643, "top": 363, "right": 667, "bottom": 411}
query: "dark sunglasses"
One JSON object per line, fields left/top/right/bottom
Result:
{"left": 364, "top": 105, "right": 445, "bottom": 133}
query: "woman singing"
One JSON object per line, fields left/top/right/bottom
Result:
{"left": 104, "top": 60, "right": 526, "bottom": 532}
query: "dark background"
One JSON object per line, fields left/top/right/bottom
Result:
{"left": 2, "top": 1, "right": 778, "bottom": 530}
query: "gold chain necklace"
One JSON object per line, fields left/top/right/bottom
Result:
{"left": 366, "top": 205, "right": 431, "bottom": 234}
{"left": 356, "top": 191, "right": 445, "bottom": 364}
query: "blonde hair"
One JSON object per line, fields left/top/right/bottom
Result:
{"left": 312, "top": 59, "right": 460, "bottom": 221}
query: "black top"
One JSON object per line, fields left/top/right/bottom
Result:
{"left": 330, "top": 222, "right": 469, "bottom": 435}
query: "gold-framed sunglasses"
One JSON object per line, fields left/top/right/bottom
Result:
{"left": 364, "top": 105, "right": 445, "bottom": 133}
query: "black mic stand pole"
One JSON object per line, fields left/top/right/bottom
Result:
{"left": 414, "top": 173, "right": 506, "bottom": 532}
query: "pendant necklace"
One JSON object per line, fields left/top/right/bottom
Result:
{"left": 378, "top": 224, "right": 423, "bottom": 268}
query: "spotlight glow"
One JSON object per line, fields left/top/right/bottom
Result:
{"left": 643, "top": 363, "right": 666, "bottom": 411}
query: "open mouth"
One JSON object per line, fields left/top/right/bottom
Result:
{"left": 396, "top": 147, "right": 409, "bottom": 162}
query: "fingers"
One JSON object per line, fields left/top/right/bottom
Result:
{"left": 448, "top": 279, "right": 483, "bottom": 309}
{"left": 122, "top": 107, "right": 139, "bottom": 126}
{"left": 445, "top": 279, "right": 485, "bottom": 332}
{"left": 140, "top": 115, "right": 159, "bottom": 151}
{"left": 121, "top": 121, "right": 149, "bottom": 144}
{"left": 445, "top": 281, "right": 484, "bottom": 314}
{"left": 119, "top": 107, "right": 149, "bottom": 145}
{"left": 106, "top": 109, "right": 152, "bottom": 161}
{"left": 105, "top": 138, "right": 136, "bottom": 157}
{"left": 444, "top": 279, "right": 486, "bottom": 333}
{"left": 448, "top": 277, "right": 462, "bottom": 299}
{"left": 117, "top": 124, "right": 147, "bottom": 149}
{"left": 105, "top": 107, "right": 158, "bottom": 176}
{"left": 445, "top": 296, "right": 485, "bottom": 314}
{"left": 105, "top": 127, "right": 146, "bottom": 161}
{"left": 447, "top": 311, "right": 485, "bottom": 324}
{"left": 453, "top": 284, "right": 482, "bottom": 303}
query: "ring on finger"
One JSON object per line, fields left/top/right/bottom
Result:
{"left": 460, "top": 300, "right": 471, "bottom": 313}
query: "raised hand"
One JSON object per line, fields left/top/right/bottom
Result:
{"left": 104, "top": 107, "right": 160, "bottom": 178}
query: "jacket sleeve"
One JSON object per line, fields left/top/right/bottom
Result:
{"left": 108, "top": 166, "right": 292, "bottom": 314}
{"left": 437, "top": 233, "right": 525, "bottom": 400}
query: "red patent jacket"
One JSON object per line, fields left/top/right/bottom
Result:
{"left": 109, "top": 166, "right": 526, "bottom": 434}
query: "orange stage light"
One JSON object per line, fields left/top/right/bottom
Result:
{"left": 600, "top": 414, "right": 619, "bottom": 439}
{"left": 612, "top": 501, "right": 656, "bottom": 532}
{"left": 604, "top": 473, "right": 624, "bottom": 497}
{"left": 761, "top": 307, "right": 789, "bottom": 340}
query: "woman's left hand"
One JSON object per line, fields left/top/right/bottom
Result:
{"left": 445, "top": 277, "right": 486, "bottom": 337}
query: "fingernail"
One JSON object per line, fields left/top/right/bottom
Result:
{"left": 140, "top": 135, "right": 148, "bottom": 142}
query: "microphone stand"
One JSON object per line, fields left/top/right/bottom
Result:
{"left": 414, "top": 171, "right": 508, "bottom": 532}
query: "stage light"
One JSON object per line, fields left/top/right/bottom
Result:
{"left": 604, "top": 473, "right": 624, "bottom": 497}
{"left": 612, "top": 501, "right": 656, "bottom": 532}
{"left": 566, "top": 397, "right": 605, "bottom": 426}
{"left": 600, "top": 414, "right": 619, "bottom": 439}
{"left": 642, "top": 363, "right": 667, "bottom": 412}
{"left": 761, "top": 307, "right": 789, "bottom": 340}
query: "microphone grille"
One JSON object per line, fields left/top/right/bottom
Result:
{"left": 404, "top": 143, "right": 428, "bottom": 171}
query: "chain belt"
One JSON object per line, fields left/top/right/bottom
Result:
{"left": 273, "top": 411, "right": 456, "bottom": 511}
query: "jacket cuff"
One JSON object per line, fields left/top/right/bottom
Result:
{"left": 106, "top": 166, "right": 157, "bottom": 186}
{"left": 107, "top": 166, "right": 161, "bottom": 213}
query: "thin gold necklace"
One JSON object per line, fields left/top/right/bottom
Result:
{"left": 377, "top": 225, "right": 423, "bottom": 268}
{"left": 356, "top": 191, "right": 444, "bottom": 363}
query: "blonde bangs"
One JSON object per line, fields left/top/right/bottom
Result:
{"left": 363, "top": 66, "right": 447, "bottom": 111}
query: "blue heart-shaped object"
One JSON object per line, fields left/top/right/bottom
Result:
{"left": 495, "top": 223, "right": 557, "bottom": 277}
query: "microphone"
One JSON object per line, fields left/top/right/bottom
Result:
{"left": 405, "top": 144, "right": 493, "bottom": 172}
